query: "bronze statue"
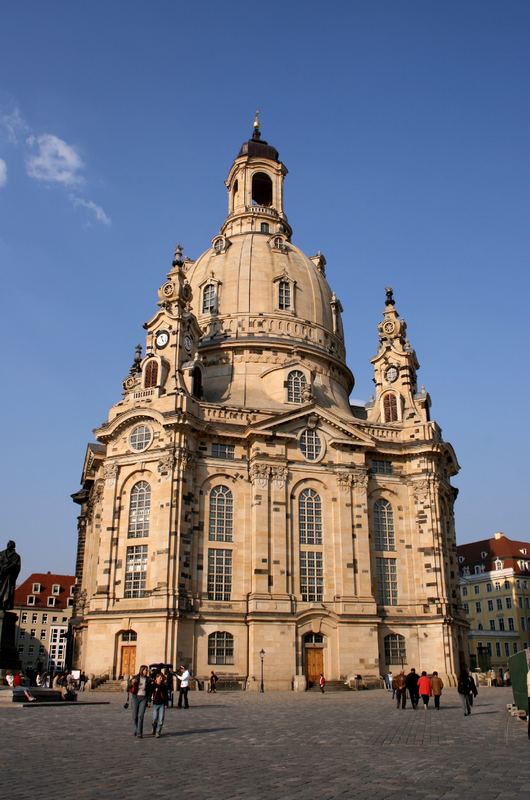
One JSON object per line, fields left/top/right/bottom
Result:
{"left": 0, "top": 541, "right": 21, "bottom": 611}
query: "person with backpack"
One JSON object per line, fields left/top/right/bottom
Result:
{"left": 128, "top": 665, "right": 152, "bottom": 737}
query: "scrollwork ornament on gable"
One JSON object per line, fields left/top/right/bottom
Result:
{"left": 271, "top": 465, "right": 288, "bottom": 490}
{"left": 250, "top": 463, "right": 270, "bottom": 489}
{"left": 104, "top": 461, "right": 119, "bottom": 485}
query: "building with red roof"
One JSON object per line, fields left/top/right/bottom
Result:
{"left": 14, "top": 573, "right": 76, "bottom": 672}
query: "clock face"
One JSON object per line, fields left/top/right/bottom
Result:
{"left": 383, "top": 321, "right": 395, "bottom": 334}
{"left": 155, "top": 330, "right": 169, "bottom": 349}
{"left": 183, "top": 335, "right": 193, "bottom": 352}
{"left": 385, "top": 366, "right": 399, "bottom": 383}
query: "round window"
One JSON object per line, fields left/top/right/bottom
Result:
{"left": 299, "top": 429, "right": 322, "bottom": 461}
{"left": 130, "top": 424, "right": 152, "bottom": 452}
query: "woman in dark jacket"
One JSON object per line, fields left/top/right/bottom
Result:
{"left": 149, "top": 673, "right": 168, "bottom": 737}
{"left": 128, "top": 665, "right": 152, "bottom": 737}
{"left": 457, "top": 669, "right": 472, "bottom": 716}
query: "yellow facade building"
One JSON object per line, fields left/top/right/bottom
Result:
{"left": 72, "top": 122, "right": 466, "bottom": 689}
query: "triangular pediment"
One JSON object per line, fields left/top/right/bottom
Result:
{"left": 247, "top": 405, "right": 376, "bottom": 447}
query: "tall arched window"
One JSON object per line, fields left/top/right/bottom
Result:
{"left": 287, "top": 370, "right": 306, "bottom": 403}
{"left": 251, "top": 172, "right": 272, "bottom": 206}
{"left": 144, "top": 360, "right": 158, "bottom": 389}
{"left": 384, "top": 633, "right": 406, "bottom": 665}
{"left": 374, "top": 499, "right": 395, "bottom": 551}
{"left": 383, "top": 393, "right": 398, "bottom": 423}
{"left": 278, "top": 280, "right": 291, "bottom": 310}
{"left": 299, "top": 488, "right": 322, "bottom": 544}
{"left": 202, "top": 284, "right": 216, "bottom": 314}
{"left": 128, "top": 481, "right": 151, "bottom": 538}
{"left": 208, "top": 631, "right": 234, "bottom": 664}
{"left": 208, "top": 485, "right": 233, "bottom": 541}
{"left": 192, "top": 366, "right": 203, "bottom": 399}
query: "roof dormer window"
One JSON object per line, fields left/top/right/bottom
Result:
{"left": 27, "top": 595, "right": 35, "bottom": 606}
{"left": 47, "top": 596, "right": 56, "bottom": 607}
{"left": 494, "top": 558, "right": 503, "bottom": 571}
{"left": 52, "top": 584, "right": 61, "bottom": 595}
{"left": 202, "top": 283, "right": 217, "bottom": 314}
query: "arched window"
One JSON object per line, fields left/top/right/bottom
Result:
{"left": 252, "top": 172, "right": 272, "bottom": 206}
{"left": 260, "top": 222, "right": 269, "bottom": 233}
{"left": 299, "top": 429, "right": 322, "bottom": 461}
{"left": 299, "top": 488, "right": 322, "bottom": 545}
{"left": 209, "top": 485, "right": 233, "bottom": 541}
{"left": 287, "top": 370, "right": 306, "bottom": 403}
{"left": 383, "top": 393, "right": 398, "bottom": 423}
{"left": 144, "top": 360, "right": 158, "bottom": 389}
{"left": 208, "top": 631, "right": 234, "bottom": 664}
{"left": 128, "top": 481, "right": 151, "bottom": 538}
{"left": 384, "top": 633, "right": 406, "bottom": 665}
{"left": 374, "top": 499, "right": 395, "bottom": 551}
{"left": 278, "top": 280, "right": 291, "bottom": 310}
{"left": 192, "top": 366, "right": 203, "bottom": 399}
{"left": 202, "top": 284, "right": 216, "bottom": 314}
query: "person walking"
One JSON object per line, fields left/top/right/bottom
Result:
{"left": 177, "top": 664, "right": 190, "bottom": 708}
{"left": 458, "top": 668, "right": 472, "bottom": 716}
{"left": 209, "top": 671, "right": 218, "bottom": 693}
{"left": 431, "top": 671, "right": 444, "bottom": 710}
{"left": 406, "top": 668, "right": 420, "bottom": 709}
{"left": 150, "top": 673, "right": 168, "bottom": 738}
{"left": 468, "top": 672, "right": 478, "bottom": 707}
{"left": 319, "top": 673, "right": 326, "bottom": 693}
{"left": 129, "top": 665, "right": 151, "bottom": 737}
{"left": 418, "top": 671, "right": 431, "bottom": 710}
{"left": 393, "top": 671, "right": 407, "bottom": 709}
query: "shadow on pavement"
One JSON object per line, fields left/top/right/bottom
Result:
{"left": 161, "top": 726, "right": 236, "bottom": 737}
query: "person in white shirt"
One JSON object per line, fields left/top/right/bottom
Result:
{"left": 178, "top": 665, "right": 190, "bottom": 709}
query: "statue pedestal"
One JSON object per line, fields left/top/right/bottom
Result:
{"left": 0, "top": 611, "right": 20, "bottom": 670}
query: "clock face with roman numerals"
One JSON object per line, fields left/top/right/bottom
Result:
{"left": 155, "top": 330, "right": 169, "bottom": 349}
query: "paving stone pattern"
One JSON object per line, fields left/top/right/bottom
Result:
{"left": 2, "top": 687, "right": 529, "bottom": 799}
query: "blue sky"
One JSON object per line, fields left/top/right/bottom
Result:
{"left": 1, "top": 1, "right": 529, "bottom": 578}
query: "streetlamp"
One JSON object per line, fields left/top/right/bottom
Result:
{"left": 259, "top": 649, "right": 265, "bottom": 693}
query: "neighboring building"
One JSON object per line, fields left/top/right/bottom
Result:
{"left": 71, "top": 120, "right": 466, "bottom": 689}
{"left": 458, "top": 532, "right": 530, "bottom": 670}
{"left": 14, "top": 573, "right": 75, "bottom": 672}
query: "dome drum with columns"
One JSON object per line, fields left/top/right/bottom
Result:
{"left": 71, "top": 121, "right": 467, "bottom": 689}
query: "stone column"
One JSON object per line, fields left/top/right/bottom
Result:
{"left": 249, "top": 462, "right": 271, "bottom": 597}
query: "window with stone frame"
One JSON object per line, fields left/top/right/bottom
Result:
{"left": 208, "top": 485, "right": 233, "bottom": 542}
{"left": 384, "top": 634, "right": 406, "bottom": 665}
{"left": 124, "top": 545, "right": 148, "bottom": 598}
{"left": 383, "top": 393, "right": 398, "bottom": 423}
{"left": 207, "top": 548, "right": 232, "bottom": 601}
{"left": 202, "top": 283, "right": 217, "bottom": 314}
{"left": 371, "top": 460, "right": 393, "bottom": 475}
{"left": 278, "top": 279, "right": 291, "bottom": 310}
{"left": 376, "top": 557, "right": 398, "bottom": 605}
{"left": 373, "top": 499, "right": 395, "bottom": 551}
{"left": 299, "top": 429, "right": 322, "bottom": 461}
{"left": 299, "top": 489, "right": 322, "bottom": 545}
{"left": 287, "top": 370, "right": 306, "bottom": 403}
{"left": 208, "top": 631, "right": 234, "bottom": 665}
{"left": 128, "top": 481, "right": 151, "bottom": 538}
{"left": 300, "top": 551, "right": 323, "bottom": 602}
{"left": 144, "top": 359, "right": 158, "bottom": 389}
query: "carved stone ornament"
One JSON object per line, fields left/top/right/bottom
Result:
{"left": 301, "top": 384, "right": 313, "bottom": 403}
{"left": 336, "top": 471, "right": 352, "bottom": 493}
{"left": 271, "top": 465, "right": 288, "bottom": 490}
{"left": 86, "top": 479, "right": 104, "bottom": 521}
{"left": 74, "top": 588, "right": 88, "bottom": 616}
{"left": 413, "top": 478, "right": 432, "bottom": 502}
{"left": 250, "top": 463, "right": 270, "bottom": 489}
{"left": 159, "top": 281, "right": 177, "bottom": 302}
{"left": 123, "top": 375, "right": 137, "bottom": 392}
{"left": 176, "top": 446, "right": 195, "bottom": 469}
{"left": 351, "top": 470, "right": 369, "bottom": 490}
{"left": 104, "top": 462, "right": 119, "bottom": 483}
{"left": 158, "top": 452, "right": 176, "bottom": 476}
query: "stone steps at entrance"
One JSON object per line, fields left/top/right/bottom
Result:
{"left": 307, "top": 680, "right": 351, "bottom": 692}
{"left": 93, "top": 680, "right": 124, "bottom": 692}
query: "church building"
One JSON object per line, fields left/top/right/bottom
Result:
{"left": 72, "top": 120, "right": 467, "bottom": 689}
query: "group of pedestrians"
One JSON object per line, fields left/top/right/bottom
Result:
{"left": 127, "top": 664, "right": 191, "bottom": 738}
{"left": 390, "top": 667, "right": 478, "bottom": 715}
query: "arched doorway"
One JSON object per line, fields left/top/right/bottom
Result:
{"left": 119, "top": 630, "right": 137, "bottom": 678}
{"left": 303, "top": 632, "right": 325, "bottom": 687}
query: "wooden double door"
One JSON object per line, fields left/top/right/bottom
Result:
{"left": 305, "top": 647, "right": 324, "bottom": 686}
{"left": 120, "top": 645, "right": 136, "bottom": 677}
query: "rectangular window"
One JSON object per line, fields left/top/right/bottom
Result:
{"left": 463, "top": 603, "right": 469, "bottom": 612}
{"left": 506, "top": 597, "right": 512, "bottom": 609}
{"left": 522, "top": 618, "right": 526, "bottom": 631}
{"left": 47, "top": 597, "right": 55, "bottom": 607}
{"left": 376, "top": 557, "right": 398, "bottom": 606}
{"left": 498, "top": 618, "right": 505, "bottom": 631}
{"left": 124, "top": 545, "right": 148, "bottom": 598}
{"left": 31, "top": 613, "right": 38, "bottom": 623}
{"left": 508, "top": 617, "right": 515, "bottom": 631}
{"left": 27, "top": 595, "right": 35, "bottom": 605}
{"left": 208, "top": 632, "right": 234, "bottom": 665}
{"left": 475, "top": 601, "right": 481, "bottom": 613}
{"left": 504, "top": 642, "right": 510, "bottom": 657}
{"left": 495, "top": 642, "right": 501, "bottom": 657}
{"left": 496, "top": 598, "right": 503, "bottom": 610}
{"left": 30, "top": 628, "right": 36, "bottom": 637}
{"left": 526, "top": 597, "right": 530, "bottom": 609}
{"left": 300, "top": 551, "right": 324, "bottom": 602}
{"left": 32, "top": 582, "right": 41, "bottom": 593}
{"left": 474, "top": 585, "right": 480, "bottom": 595}
{"left": 486, "top": 583, "right": 492, "bottom": 593}
{"left": 487, "top": 643, "right": 492, "bottom": 656}
{"left": 489, "top": 620, "right": 495, "bottom": 630}
{"left": 207, "top": 548, "right": 232, "bottom": 601}
{"left": 519, "top": 596, "right": 523, "bottom": 608}
{"left": 487, "top": 599, "right": 493, "bottom": 611}
{"left": 211, "top": 443, "right": 235, "bottom": 459}
{"left": 40, "top": 629, "right": 46, "bottom": 641}
{"left": 462, "top": 586, "right": 468, "bottom": 597}
{"left": 42, "top": 613, "right": 48, "bottom": 624}
{"left": 52, "top": 584, "right": 60, "bottom": 595}
{"left": 48, "top": 626, "right": 67, "bottom": 670}
{"left": 278, "top": 280, "right": 291, "bottom": 310}
{"left": 371, "top": 460, "right": 393, "bottom": 475}
{"left": 21, "top": 612, "right": 27, "bottom": 624}
{"left": 513, "top": 643, "right": 518, "bottom": 654}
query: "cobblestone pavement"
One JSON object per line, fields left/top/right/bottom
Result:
{"left": 2, "top": 686, "right": 529, "bottom": 799}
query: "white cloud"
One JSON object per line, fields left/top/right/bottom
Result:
{"left": 26, "top": 133, "right": 84, "bottom": 186}
{"left": 1, "top": 107, "right": 30, "bottom": 144}
{"left": 72, "top": 196, "right": 111, "bottom": 226}
{"left": 0, "top": 159, "right": 6, "bottom": 187}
